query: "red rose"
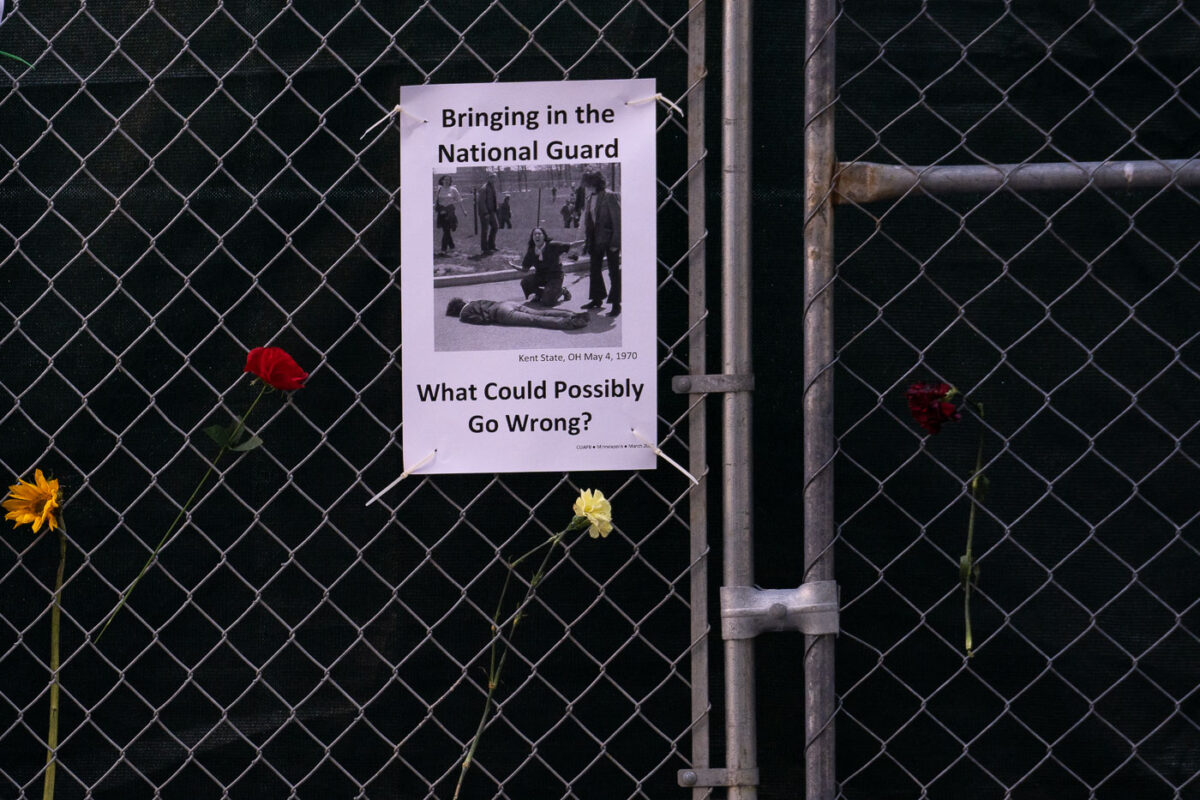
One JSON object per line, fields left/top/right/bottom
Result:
{"left": 245, "top": 347, "right": 308, "bottom": 391}
{"left": 906, "top": 382, "right": 960, "bottom": 435}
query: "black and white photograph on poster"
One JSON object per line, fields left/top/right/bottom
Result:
{"left": 400, "top": 78, "right": 657, "bottom": 475}
{"left": 434, "top": 162, "right": 623, "bottom": 353}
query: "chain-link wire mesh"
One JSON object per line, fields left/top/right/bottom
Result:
{"left": 830, "top": 2, "right": 1199, "bottom": 798}
{"left": 0, "top": 2, "right": 708, "bottom": 797}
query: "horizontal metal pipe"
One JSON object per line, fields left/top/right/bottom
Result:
{"left": 834, "top": 158, "right": 1200, "bottom": 204}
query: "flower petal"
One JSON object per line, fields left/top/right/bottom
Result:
{"left": 3, "top": 470, "right": 61, "bottom": 534}
{"left": 245, "top": 347, "right": 309, "bottom": 391}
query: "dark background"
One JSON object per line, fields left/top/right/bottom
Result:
{"left": 0, "top": 2, "right": 698, "bottom": 798}
{"left": 0, "top": 1, "right": 1197, "bottom": 798}
{"left": 749, "top": 2, "right": 1200, "bottom": 799}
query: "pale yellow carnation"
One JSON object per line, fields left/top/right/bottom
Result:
{"left": 573, "top": 489, "right": 613, "bottom": 538}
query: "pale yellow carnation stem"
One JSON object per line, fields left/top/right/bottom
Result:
{"left": 452, "top": 518, "right": 587, "bottom": 800}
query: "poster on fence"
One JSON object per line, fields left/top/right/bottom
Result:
{"left": 399, "top": 78, "right": 658, "bottom": 474}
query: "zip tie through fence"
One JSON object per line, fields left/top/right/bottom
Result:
{"left": 365, "top": 449, "right": 437, "bottom": 506}
{"left": 630, "top": 428, "right": 699, "bottom": 486}
{"left": 361, "top": 104, "right": 427, "bottom": 140}
{"left": 626, "top": 93, "right": 685, "bottom": 119}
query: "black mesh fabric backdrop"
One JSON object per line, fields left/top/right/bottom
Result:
{"left": 0, "top": 2, "right": 700, "bottom": 798}
{"left": 750, "top": 2, "right": 1199, "bottom": 799}
{"left": 1, "top": 1, "right": 1198, "bottom": 799}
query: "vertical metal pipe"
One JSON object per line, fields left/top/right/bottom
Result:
{"left": 687, "top": 4, "right": 711, "bottom": 799}
{"left": 803, "top": 2, "right": 838, "bottom": 800}
{"left": 722, "top": 2, "right": 757, "bottom": 799}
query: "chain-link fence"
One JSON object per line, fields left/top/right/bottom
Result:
{"left": 822, "top": 2, "right": 1200, "bottom": 798}
{"left": 0, "top": 2, "right": 708, "bottom": 797}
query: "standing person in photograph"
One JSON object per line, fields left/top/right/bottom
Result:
{"left": 433, "top": 175, "right": 465, "bottom": 254}
{"left": 581, "top": 170, "right": 621, "bottom": 317}
{"left": 572, "top": 180, "right": 586, "bottom": 228}
{"left": 519, "top": 227, "right": 578, "bottom": 306}
{"left": 560, "top": 199, "right": 574, "bottom": 227}
{"left": 498, "top": 194, "right": 513, "bottom": 229}
{"left": 478, "top": 172, "right": 499, "bottom": 253}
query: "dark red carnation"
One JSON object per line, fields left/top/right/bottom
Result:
{"left": 906, "top": 382, "right": 960, "bottom": 435}
{"left": 245, "top": 347, "right": 308, "bottom": 391}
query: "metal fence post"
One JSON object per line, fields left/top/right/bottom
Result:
{"left": 688, "top": 4, "right": 712, "bottom": 800}
{"left": 803, "top": 2, "right": 838, "bottom": 800}
{"left": 722, "top": 2, "right": 758, "bottom": 799}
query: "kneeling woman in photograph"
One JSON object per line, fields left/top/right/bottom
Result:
{"left": 446, "top": 297, "right": 589, "bottom": 330}
{"left": 519, "top": 227, "right": 580, "bottom": 306}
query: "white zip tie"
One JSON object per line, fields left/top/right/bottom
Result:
{"left": 625, "top": 93, "right": 685, "bottom": 119}
{"left": 360, "top": 104, "right": 427, "bottom": 140}
{"left": 364, "top": 449, "right": 437, "bottom": 506}
{"left": 630, "top": 429, "right": 700, "bottom": 486}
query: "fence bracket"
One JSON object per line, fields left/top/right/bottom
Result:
{"left": 720, "top": 581, "right": 839, "bottom": 639}
{"left": 677, "top": 767, "right": 760, "bottom": 788}
{"left": 671, "top": 373, "right": 755, "bottom": 394}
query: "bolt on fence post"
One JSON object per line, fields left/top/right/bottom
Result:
{"left": 803, "top": 2, "right": 838, "bottom": 800}
{"left": 722, "top": 1, "right": 758, "bottom": 799}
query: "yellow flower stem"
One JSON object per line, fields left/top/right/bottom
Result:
{"left": 43, "top": 523, "right": 66, "bottom": 800}
{"left": 96, "top": 383, "right": 270, "bottom": 641}
{"left": 963, "top": 403, "right": 985, "bottom": 657}
{"left": 452, "top": 519, "right": 587, "bottom": 800}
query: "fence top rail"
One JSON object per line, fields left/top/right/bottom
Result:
{"left": 834, "top": 158, "right": 1200, "bottom": 204}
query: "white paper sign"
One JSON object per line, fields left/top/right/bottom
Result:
{"left": 400, "top": 78, "right": 658, "bottom": 474}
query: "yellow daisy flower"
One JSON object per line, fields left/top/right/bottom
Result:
{"left": 573, "top": 488, "right": 613, "bottom": 538}
{"left": 2, "top": 469, "right": 61, "bottom": 533}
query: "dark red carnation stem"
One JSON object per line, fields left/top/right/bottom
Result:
{"left": 96, "top": 383, "right": 269, "bottom": 641}
{"left": 963, "top": 399, "right": 984, "bottom": 657}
